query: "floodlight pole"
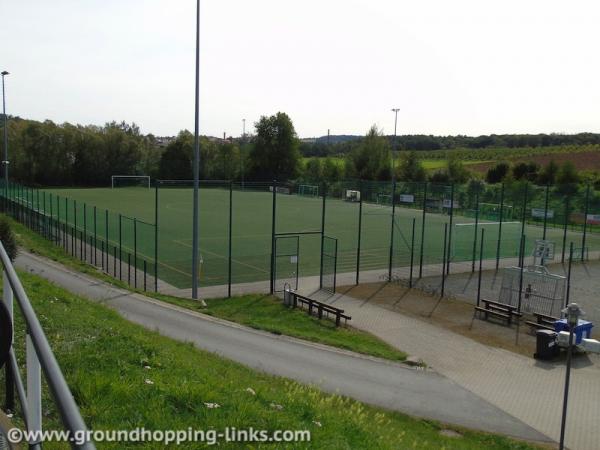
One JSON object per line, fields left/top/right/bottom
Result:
{"left": 1, "top": 71, "right": 9, "bottom": 196}
{"left": 391, "top": 108, "right": 400, "bottom": 181}
{"left": 191, "top": 0, "right": 201, "bottom": 300}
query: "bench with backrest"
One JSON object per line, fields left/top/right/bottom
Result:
{"left": 289, "top": 292, "right": 351, "bottom": 327}
{"left": 525, "top": 312, "right": 558, "bottom": 333}
{"left": 474, "top": 299, "right": 522, "bottom": 325}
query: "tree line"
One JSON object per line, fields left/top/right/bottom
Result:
{"left": 0, "top": 113, "right": 597, "bottom": 188}
{"left": 300, "top": 132, "right": 600, "bottom": 157}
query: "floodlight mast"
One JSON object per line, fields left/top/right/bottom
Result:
{"left": 1, "top": 71, "right": 9, "bottom": 194}
{"left": 191, "top": 0, "right": 201, "bottom": 300}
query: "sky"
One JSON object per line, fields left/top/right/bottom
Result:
{"left": 2, "top": 0, "right": 600, "bottom": 138}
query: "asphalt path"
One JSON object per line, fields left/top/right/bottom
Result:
{"left": 15, "top": 251, "right": 550, "bottom": 443}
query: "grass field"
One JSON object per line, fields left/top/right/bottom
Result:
{"left": 37, "top": 185, "right": 599, "bottom": 290}
{"left": 2, "top": 270, "right": 542, "bottom": 449}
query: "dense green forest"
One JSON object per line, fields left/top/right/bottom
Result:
{"left": 1, "top": 114, "right": 599, "bottom": 187}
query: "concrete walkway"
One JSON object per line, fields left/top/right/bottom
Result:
{"left": 311, "top": 289, "right": 600, "bottom": 450}
{"left": 13, "top": 251, "right": 549, "bottom": 443}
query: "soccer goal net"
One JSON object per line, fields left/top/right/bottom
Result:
{"left": 111, "top": 175, "right": 151, "bottom": 189}
{"left": 298, "top": 184, "right": 319, "bottom": 197}
{"left": 451, "top": 220, "right": 522, "bottom": 259}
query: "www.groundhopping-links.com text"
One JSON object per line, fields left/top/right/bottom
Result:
{"left": 7, "top": 427, "right": 311, "bottom": 446}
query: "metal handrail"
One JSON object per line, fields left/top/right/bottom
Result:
{"left": 0, "top": 241, "right": 95, "bottom": 449}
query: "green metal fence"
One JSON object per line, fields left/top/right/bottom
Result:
{"left": 2, "top": 179, "right": 600, "bottom": 299}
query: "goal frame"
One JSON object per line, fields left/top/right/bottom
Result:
{"left": 111, "top": 175, "right": 151, "bottom": 189}
{"left": 298, "top": 184, "right": 319, "bottom": 197}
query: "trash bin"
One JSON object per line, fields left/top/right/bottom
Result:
{"left": 534, "top": 329, "right": 559, "bottom": 360}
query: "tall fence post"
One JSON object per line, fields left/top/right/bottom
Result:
{"left": 42, "top": 192, "right": 46, "bottom": 239}
{"left": 446, "top": 183, "right": 455, "bottom": 275}
{"left": 581, "top": 184, "right": 590, "bottom": 261}
{"left": 319, "top": 182, "right": 327, "bottom": 289}
{"left": 83, "top": 203, "right": 87, "bottom": 262}
{"left": 105, "top": 210, "right": 109, "bottom": 272}
{"left": 118, "top": 214, "right": 122, "bottom": 280}
{"left": 36, "top": 190, "right": 40, "bottom": 235}
{"left": 228, "top": 181, "right": 232, "bottom": 298}
{"left": 477, "top": 228, "right": 485, "bottom": 307}
{"left": 561, "top": 195, "right": 570, "bottom": 263}
{"left": 154, "top": 183, "right": 159, "bottom": 292}
{"left": 542, "top": 185, "right": 550, "bottom": 240}
{"left": 517, "top": 234, "right": 526, "bottom": 313}
{"left": 471, "top": 187, "right": 480, "bottom": 272}
{"left": 496, "top": 183, "right": 505, "bottom": 270}
{"left": 270, "top": 180, "right": 277, "bottom": 294}
{"left": 73, "top": 200, "right": 77, "bottom": 257}
{"left": 419, "top": 182, "right": 427, "bottom": 278}
{"left": 49, "top": 193, "right": 54, "bottom": 242}
{"left": 355, "top": 180, "right": 363, "bottom": 285}
{"left": 409, "top": 217, "right": 416, "bottom": 288}
{"left": 134, "top": 218, "right": 137, "bottom": 289}
{"left": 520, "top": 182, "right": 529, "bottom": 240}
{"left": 388, "top": 180, "right": 397, "bottom": 281}
{"left": 441, "top": 222, "right": 448, "bottom": 297}
{"left": 93, "top": 206, "right": 97, "bottom": 266}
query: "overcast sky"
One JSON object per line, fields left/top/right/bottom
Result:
{"left": 2, "top": 0, "right": 599, "bottom": 138}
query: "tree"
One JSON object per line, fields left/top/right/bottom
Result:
{"left": 396, "top": 151, "right": 426, "bottom": 182}
{"left": 446, "top": 155, "right": 471, "bottom": 183}
{"left": 304, "top": 158, "right": 323, "bottom": 182}
{"left": 158, "top": 131, "right": 193, "bottom": 179}
{"left": 486, "top": 162, "right": 510, "bottom": 184}
{"left": 322, "top": 157, "right": 343, "bottom": 182}
{"left": 537, "top": 160, "right": 559, "bottom": 185}
{"left": 346, "top": 125, "right": 391, "bottom": 180}
{"left": 512, "top": 162, "right": 539, "bottom": 182}
{"left": 249, "top": 112, "right": 301, "bottom": 181}
{"left": 556, "top": 161, "right": 580, "bottom": 195}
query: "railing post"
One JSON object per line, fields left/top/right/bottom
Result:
{"left": 3, "top": 270, "right": 14, "bottom": 412}
{"left": 26, "top": 334, "right": 42, "bottom": 445}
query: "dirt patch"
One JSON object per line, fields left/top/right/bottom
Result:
{"left": 337, "top": 282, "right": 537, "bottom": 357}
{"left": 468, "top": 150, "right": 600, "bottom": 174}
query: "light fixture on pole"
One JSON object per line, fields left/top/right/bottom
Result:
{"left": 391, "top": 108, "right": 400, "bottom": 181}
{"left": 559, "top": 302, "right": 584, "bottom": 450}
{"left": 191, "top": 0, "right": 203, "bottom": 302}
{"left": 1, "top": 71, "right": 9, "bottom": 193}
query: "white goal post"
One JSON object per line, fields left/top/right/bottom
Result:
{"left": 298, "top": 184, "right": 319, "bottom": 197}
{"left": 111, "top": 175, "right": 151, "bottom": 189}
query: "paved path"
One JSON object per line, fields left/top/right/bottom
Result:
{"left": 311, "top": 289, "right": 600, "bottom": 450}
{"left": 13, "top": 251, "right": 549, "bottom": 443}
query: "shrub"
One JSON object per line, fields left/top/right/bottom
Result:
{"left": 0, "top": 218, "right": 18, "bottom": 261}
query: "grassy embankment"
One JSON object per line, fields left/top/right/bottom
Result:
{"left": 2, "top": 267, "right": 545, "bottom": 449}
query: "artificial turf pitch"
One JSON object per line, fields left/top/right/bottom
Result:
{"left": 39, "top": 186, "right": 595, "bottom": 290}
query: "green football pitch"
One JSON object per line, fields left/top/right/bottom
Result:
{"left": 39, "top": 186, "right": 596, "bottom": 289}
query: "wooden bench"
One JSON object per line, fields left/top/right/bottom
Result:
{"left": 525, "top": 312, "right": 558, "bottom": 333}
{"left": 475, "top": 299, "right": 522, "bottom": 325}
{"left": 289, "top": 293, "right": 351, "bottom": 327}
